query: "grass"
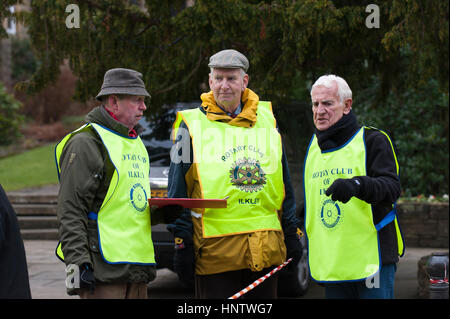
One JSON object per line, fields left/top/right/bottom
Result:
{"left": 0, "top": 143, "right": 58, "bottom": 191}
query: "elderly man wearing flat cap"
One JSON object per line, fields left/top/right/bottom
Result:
{"left": 55, "top": 68, "right": 181, "bottom": 299}
{"left": 167, "top": 49, "right": 302, "bottom": 298}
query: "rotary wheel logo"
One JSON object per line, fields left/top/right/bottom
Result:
{"left": 229, "top": 158, "right": 266, "bottom": 193}
{"left": 130, "top": 183, "right": 148, "bottom": 213}
{"left": 320, "top": 199, "right": 342, "bottom": 229}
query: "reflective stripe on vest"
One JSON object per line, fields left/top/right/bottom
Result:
{"left": 55, "top": 123, "right": 155, "bottom": 265}
{"left": 304, "top": 127, "right": 402, "bottom": 282}
{"left": 175, "top": 101, "right": 284, "bottom": 238}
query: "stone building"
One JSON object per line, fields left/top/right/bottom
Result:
{"left": 1, "top": 1, "right": 30, "bottom": 90}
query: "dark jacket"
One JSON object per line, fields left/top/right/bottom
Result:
{"left": 57, "top": 106, "right": 157, "bottom": 294}
{"left": 300, "top": 111, "right": 401, "bottom": 264}
{"left": 0, "top": 184, "right": 32, "bottom": 299}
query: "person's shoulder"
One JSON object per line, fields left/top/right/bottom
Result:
{"left": 363, "top": 126, "right": 395, "bottom": 151}
{"left": 64, "top": 126, "right": 102, "bottom": 151}
{"left": 175, "top": 108, "right": 203, "bottom": 133}
{"left": 180, "top": 106, "right": 203, "bottom": 114}
{"left": 364, "top": 126, "right": 392, "bottom": 139}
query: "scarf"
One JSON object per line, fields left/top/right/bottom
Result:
{"left": 104, "top": 107, "right": 138, "bottom": 137}
{"left": 315, "top": 110, "right": 360, "bottom": 151}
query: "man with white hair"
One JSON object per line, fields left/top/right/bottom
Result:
{"left": 302, "top": 74, "right": 404, "bottom": 298}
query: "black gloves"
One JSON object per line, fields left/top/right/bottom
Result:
{"left": 326, "top": 177, "right": 361, "bottom": 203}
{"left": 173, "top": 236, "right": 195, "bottom": 288}
{"left": 160, "top": 205, "right": 184, "bottom": 224}
{"left": 284, "top": 229, "right": 303, "bottom": 266}
{"left": 151, "top": 205, "right": 184, "bottom": 224}
{"left": 80, "top": 263, "right": 95, "bottom": 292}
{"left": 167, "top": 209, "right": 195, "bottom": 288}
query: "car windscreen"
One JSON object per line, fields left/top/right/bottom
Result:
{"left": 139, "top": 102, "right": 199, "bottom": 167}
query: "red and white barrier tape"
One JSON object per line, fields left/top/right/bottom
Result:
{"left": 228, "top": 258, "right": 292, "bottom": 299}
{"left": 430, "top": 278, "right": 449, "bottom": 284}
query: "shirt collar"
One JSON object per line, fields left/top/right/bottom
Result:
{"left": 216, "top": 102, "right": 242, "bottom": 118}
{"left": 104, "top": 107, "right": 137, "bottom": 137}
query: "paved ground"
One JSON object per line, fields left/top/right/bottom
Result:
{"left": 23, "top": 240, "right": 447, "bottom": 299}
{"left": 9, "top": 186, "right": 448, "bottom": 299}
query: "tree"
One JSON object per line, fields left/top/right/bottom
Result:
{"left": 2, "top": 0, "right": 448, "bottom": 195}
{"left": 8, "top": 0, "right": 447, "bottom": 107}
{"left": 0, "top": 82, "right": 23, "bottom": 146}
{"left": 357, "top": 77, "right": 449, "bottom": 196}
{"left": 0, "top": 0, "right": 20, "bottom": 39}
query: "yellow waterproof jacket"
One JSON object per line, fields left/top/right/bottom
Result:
{"left": 169, "top": 89, "right": 298, "bottom": 275}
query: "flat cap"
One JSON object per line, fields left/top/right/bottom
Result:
{"left": 208, "top": 49, "right": 249, "bottom": 72}
{"left": 96, "top": 68, "right": 150, "bottom": 101}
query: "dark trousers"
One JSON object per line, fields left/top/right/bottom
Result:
{"left": 195, "top": 268, "right": 278, "bottom": 299}
{"left": 79, "top": 282, "right": 148, "bottom": 299}
{"left": 324, "top": 263, "right": 397, "bottom": 299}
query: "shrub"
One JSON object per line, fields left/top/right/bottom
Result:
{"left": 356, "top": 78, "right": 449, "bottom": 197}
{"left": 11, "top": 37, "right": 39, "bottom": 82}
{"left": 0, "top": 82, "right": 23, "bottom": 146}
{"left": 14, "top": 64, "right": 84, "bottom": 124}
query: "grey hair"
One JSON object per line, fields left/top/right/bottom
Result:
{"left": 101, "top": 94, "right": 127, "bottom": 104}
{"left": 209, "top": 67, "right": 246, "bottom": 79}
{"left": 311, "top": 74, "right": 352, "bottom": 103}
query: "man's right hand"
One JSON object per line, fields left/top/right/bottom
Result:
{"left": 151, "top": 205, "right": 184, "bottom": 224}
{"left": 80, "top": 263, "right": 95, "bottom": 292}
{"left": 161, "top": 205, "right": 184, "bottom": 223}
{"left": 325, "top": 177, "right": 361, "bottom": 203}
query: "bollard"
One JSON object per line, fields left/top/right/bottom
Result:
{"left": 426, "top": 252, "right": 449, "bottom": 299}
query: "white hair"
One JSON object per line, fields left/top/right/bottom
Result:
{"left": 311, "top": 74, "right": 352, "bottom": 103}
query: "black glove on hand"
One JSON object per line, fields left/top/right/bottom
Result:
{"left": 161, "top": 205, "right": 184, "bottom": 224}
{"left": 173, "top": 237, "right": 195, "bottom": 288}
{"left": 285, "top": 231, "right": 302, "bottom": 265}
{"left": 325, "top": 177, "right": 361, "bottom": 203}
{"left": 151, "top": 205, "right": 184, "bottom": 224}
{"left": 80, "top": 263, "right": 95, "bottom": 292}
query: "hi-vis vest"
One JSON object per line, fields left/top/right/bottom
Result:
{"left": 55, "top": 123, "right": 155, "bottom": 265}
{"left": 172, "top": 102, "right": 284, "bottom": 238}
{"left": 304, "top": 126, "right": 404, "bottom": 282}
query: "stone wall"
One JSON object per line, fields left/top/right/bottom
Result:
{"left": 397, "top": 202, "right": 449, "bottom": 248}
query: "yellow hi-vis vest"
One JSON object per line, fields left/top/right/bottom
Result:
{"left": 304, "top": 126, "right": 404, "bottom": 282}
{"left": 172, "top": 102, "right": 284, "bottom": 238}
{"left": 55, "top": 123, "right": 155, "bottom": 265}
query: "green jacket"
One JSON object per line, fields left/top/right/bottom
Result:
{"left": 57, "top": 106, "right": 157, "bottom": 294}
